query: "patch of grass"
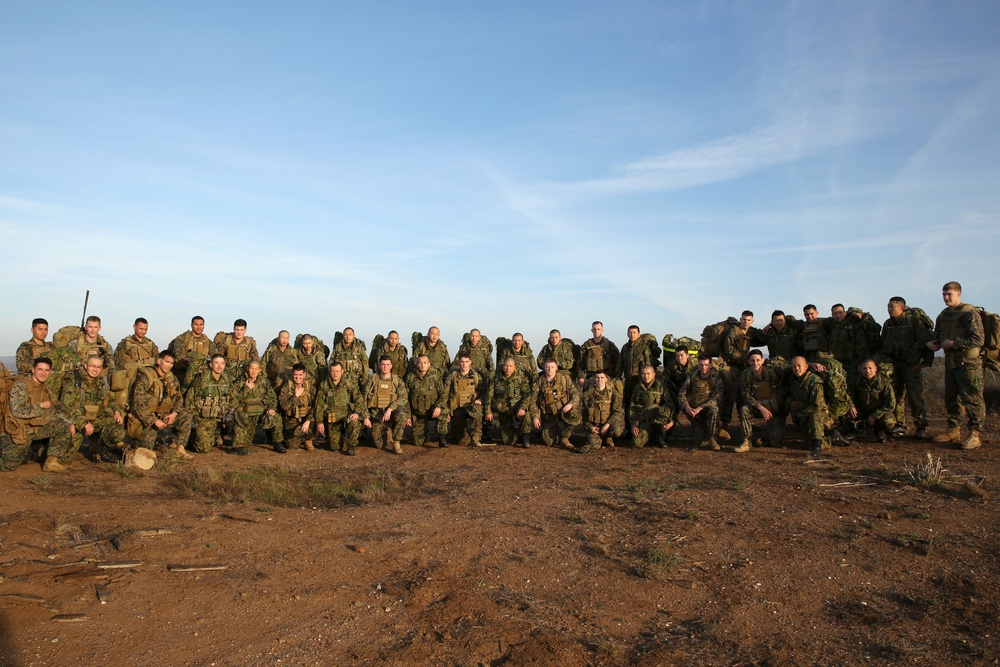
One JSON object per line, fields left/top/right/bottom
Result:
{"left": 891, "top": 532, "right": 935, "bottom": 556}
{"left": 640, "top": 545, "right": 679, "bottom": 579}
{"left": 566, "top": 513, "right": 588, "bottom": 524}
{"left": 682, "top": 509, "right": 700, "bottom": 522}
{"left": 165, "top": 465, "right": 420, "bottom": 508}
{"left": 29, "top": 475, "right": 53, "bottom": 488}
{"left": 832, "top": 524, "right": 869, "bottom": 541}
{"left": 626, "top": 478, "right": 665, "bottom": 499}
{"left": 731, "top": 478, "right": 751, "bottom": 491}
{"left": 903, "top": 454, "right": 989, "bottom": 499}
{"left": 800, "top": 475, "right": 818, "bottom": 490}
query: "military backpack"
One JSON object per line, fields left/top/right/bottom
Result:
{"left": 700, "top": 317, "right": 739, "bottom": 357}
{"left": 974, "top": 306, "right": 1000, "bottom": 372}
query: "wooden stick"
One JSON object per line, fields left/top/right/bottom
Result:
{"left": 167, "top": 564, "right": 228, "bottom": 572}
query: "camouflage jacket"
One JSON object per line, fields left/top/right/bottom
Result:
{"left": 577, "top": 337, "right": 619, "bottom": 379}
{"left": 583, "top": 383, "right": 624, "bottom": 429}
{"left": 67, "top": 334, "right": 115, "bottom": 374}
{"left": 487, "top": 370, "right": 534, "bottom": 418}
{"left": 765, "top": 323, "right": 802, "bottom": 363}
{"left": 616, "top": 336, "right": 661, "bottom": 378}
{"left": 213, "top": 333, "right": 259, "bottom": 368}
{"left": 813, "top": 353, "right": 852, "bottom": 419}
{"left": 850, "top": 374, "right": 895, "bottom": 421}
{"left": 881, "top": 313, "right": 933, "bottom": 365}
{"left": 786, "top": 371, "right": 828, "bottom": 419}
{"left": 16, "top": 339, "right": 56, "bottom": 375}
{"left": 412, "top": 338, "right": 451, "bottom": 375}
{"left": 828, "top": 319, "right": 869, "bottom": 367}
{"left": 444, "top": 368, "right": 487, "bottom": 413}
{"left": 168, "top": 331, "right": 213, "bottom": 369}
{"left": 406, "top": 369, "right": 446, "bottom": 417}
{"left": 231, "top": 376, "right": 278, "bottom": 416}
{"left": 261, "top": 343, "right": 300, "bottom": 383}
{"left": 934, "top": 304, "right": 985, "bottom": 355}
{"left": 662, "top": 358, "right": 698, "bottom": 397}
{"left": 114, "top": 335, "right": 159, "bottom": 372}
{"left": 722, "top": 327, "right": 765, "bottom": 367}
{"left": 59, "top": 369, "right": 116, "bottom": 430}
{"left": 536, "top": 341, "right": 576, "bottom": 375}
{"left": 278, "top": 379, "right": 317, "bottom": 421}
{"left": 130, "top": 368, "right": 182, "bottom": 427}
{"left": 363, "top": 374, "right": 408, "bottom": 417}
{"left": 534, "top": 373, "right": 580, "bottom": 417}
{"left": 679, "top": 368, "right": 723, "bottom": 412}
{"left": 315, "top": 378, "right": 364, "bottom": 423}
{"left": 458, "top": 341, "right": 494, "bottom": 377}
{"left": 738, "top": 364, "right": 785, "bottom": 411}
{"left": 629, "top": 377, "right": 674, "bottom": 426}
{"left": 370, "top": 342, "right": 409, "bottom": 378}
{"left": 185, "top": 370, "right": 233, "bottom": 420}
{"left": 331, "top": 341, "right": 369, "bottom": 381}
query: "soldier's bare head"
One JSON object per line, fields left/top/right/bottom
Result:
{"left": 831, "top": 304, "right": 846, "bottom": 323}
{"left": 543, "top": 358, "right": 558, "bottom": 379}
{"left": 942, "top": 281, "right": 962, "bottom": 307}
{"left": 511, "top": 333, "right": 524, "bottom": 350}
{"left": 247, "top": 360, "right": 262, "bottom": 380}
{"left": 640, "top": 366, "right": 655, "bottom": 383}
{"left": 591, "top": 322, "right": 604, "bottom": 339}
{"left": 740, "top": 311, "right": 754, "bottom": 329}
{"left": 30, "top": 318, "right": 49, "bottom": 341}
{"left": 549, "top": 330, "right": 561, "bottom": 345}
{"left": 427, "top": 327, "right": 440, "bottom": 343}
{"left": 416, "top": 355, "right": 431, "bottom": 374}
{"left": 627, "top": 325, "right": 640, "bottom": 342}
{"left": 502, "top": 358, "right": 516, "bottom": 376}
{"left": 329, "top": 361, "right": 344, "bottom": 381}
{"left": 133, "top": 318, "right": 149, "bottom": 339}
{"left": 790, "top": 356, "right": 808, "bottom": 378}
{"left": 594, "top": 371, "right": 608, "bottom": 389}
{"left": 278, "top": 330, "right": 290, "bottom": 346}
{"left": 292, "top": 363, "right": 307, "bottom": 386}
{"left": 210, "top": 354, "right": 227, "bottom": 376}
{"left": 233, "top": 320, "right": 248, "bottom": 340}
{"left": 84, "top": 355, "right": 104, "bottom": 378}
{"left": 387, "top": 331, "right": 399, "bottom": 346}
{"left": 802, "top": 305, "right": 819, "bottom": 322}
{"left": 887, "top": 297, "right": 906, "bottom": 318}
{"left": 191, "top": 316, "right": 205, "bottom": 335}
{"left": 156, "top": 350, "right": 175, "bottom": 374}
{"left": 31, "top": 357, "right": 52, "bottom": 382}
{"left": 675, "top": 346, "right": 689, "bottom": 365}
{"left": 379, "top": 355, "right": 393, "bottom": 377}
{"left": 859, "top": 358, "right": 878, "bottom": 380}
{"left": 457, "top": 352, "right": 472, "bottom": 373}
{"left": 85, "top": 316, "right": 102, "bottom": 339}
{"left": 342, "top": 328, "right": 355, "bottom": 345}
{"left": 469, "top": 329, "right": 481, "bottom": 345}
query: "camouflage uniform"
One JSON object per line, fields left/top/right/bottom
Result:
{"left": 577, "top": 338, "right": 620, "bottom": 382}
{"left": 412, "top": 336, "right": 451, "bottom": 376}
{"left": 15, "top": 339, "right": 55, "bottom": 375}
{"left": 230, "top": 375, "right": 282, "bottom": 449}
{"left": 260, "top": 342, "right": 300, "bottom": 387}
{"left": 536, "top": 341, "right": 577, "bottom": 378}
{"left": 127, "top": 367, "right": 193, "bottom": 450}
{"left": 616, "top": 334, "right": 661, "bottom": 408}
{"left": 738, "top": 364, "right": 786, "bottom": 445}
{"left": 533, "top": 372, "right": 581, "bottom": 448}
{"left": 59, "top": 368, "right": 126, "bottom": 458}
{"left": 881, "top": 310, "right": 933, "bottom": 429}
{"left": 495, "top": 338, "right": 536, "bottom": 380}
{"left": 114, "top": 335, "right": 159, "bottom": 375}
{"left": 813, "top": 352, "right": 853, "bottom": 423}
{"left": 679, "top": 368, "right": 723, "bottom": 445}
{"left": 459, "top": 338, "right": 494, "bottom": 377}
{"left": 663, "top": 358, "right": 698, "bottom": 414}
{"left": 628, "top": 376, "right": 674, "bottom": 448}
{"left": 331, "top": 339, "right": 369, "bottom": 393}
{"left": 184, "top": 370, "right": 233, "bottom": 453}
{"left": 1, "top": 376, "right": 73, "bottom": 471}
{"left": 296, "top": 337, "right": 328, "bottom": 379}
{"left": 850, "top": 373, "right": 896, "bottom": 436}
{"left": 212, "top": 333, "right": 258, "bottom": 376}
{"left": 364, "top": 374, "right": 408, "bottom": 450}
{"left": 934, "top": 304, "right": 985, "bottom": 432}
{"left": 765, "top": 322, "right": 802, "bottom": 363}
{"left": 801, "top": 318, "right": 830, "bottom": 358}
{"left": 443, "top": 367, "right": 488, "bottom": 445}
{"left": 487, "top": 369, "right": 534, "bottom": 447}
{"left": 315, "top": 376, "right": 364, "bottom": 452}
{"left": 828, "top": 317, "right": 871, "bottom": 382}
{"left": 168, "top": 331, "right": 213, "bottom": 389}
{"left": 369, "top": 340, "right": 408, "bottom": 379}
{"left": 278, "top": 377, "right": 317, "bottom": 448}
{"left": 67, "top": 333, "right": 116, "bottom": 375}
{"left": 582, "top": 382, "right": 624, "bottom": 450}
{"left": 719, "top": 326, "right": 763, "bottom": 427}
{"left": 786, "top": 370, "right": 829, "bottom": 450}
{"left": 405, "top": 368, "right": 446, "bottom": 446}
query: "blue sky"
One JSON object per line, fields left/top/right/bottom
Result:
{"left": 2, "top": 1, "right": 999, "bottom": 356}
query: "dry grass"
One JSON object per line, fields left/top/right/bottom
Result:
{"left": 903, "top": 453, "right": 989, "bottom": 499}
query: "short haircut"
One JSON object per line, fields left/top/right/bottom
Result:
{"left": 512, "top": 332, "right": 523, "bottom": 339}
{"left": 676, "top": 345, "right": 689, "bottom": 354}
{"left": 292, "top": 363, "right": 306, "bottom": 372}
{"left": 456, "top": 352, "right": 471, "bottom": 361}
{"left": 234, "top": 319, "right": 248, "bottom": 328}
{"left": 158, "top": 350, "right": 175, "bottom": 360}
{"left": 771, "top": 310, "right": 785, "bottom": 319}
{"left": 134, "top": 317, "right": 148, "bottom": 325}
{"left": 343, "top": 327, "right": 354, "bottom": 334}
{"left": 379, "top": 354, "right": 392, "bottom": 363}
{"left": 889, "top": 296, "right": 906, "bottom": 306}
{"left": 86, "top": 315, "right": 101, "bottom": 325}
{"left": 803, "top": 304, "right": 817, "bottom": 313}
{"left": 831, "top": 303, "right": 845, "bottom": 312}
{"left": 31, "top": 318, "right": 48, "bottom": 327}
{"left": 543, "top": 358, "right": 558, "bottom": 366}
{"left": 628, "top": 325, "right": 640, "bottom": 333}
{"left": 33, "top": 356, "right": 52, "bottom": 368}
{"left": 329, "top": 361, "right": 344, "bottom": 370}
{"left": 388, "top": 330, "right": 398, "bottom": 337}
{"left": 741, "top": 310, "right": 754, "bottom": 318}
{"left": 191, "top": 315, "right": 205, "bottom": 324}
{"left": 549, "top": 329, "right": 561, "bottom": 336}
{"left": 592, "top": 321, "right": 603, "bottom": 327}
{"left": 749, "top": 349, "right": 764, "bottom": 359}
{"left": 470, "top": 328, "right": 481, "bottom": 335}
{"left": 279, "top": 330, "right": 290, "bottom": 337}
{"left": 210, "top": 354, "right": 226, "bottom": 362}
{"left": 85, "top": 355, "right": 104, "bottom": 367}
{"left": 416, "top": 354, "right": 429, "bottom": 362}
{"left": 943, "top": 281, "right": 962, "bottom": 292}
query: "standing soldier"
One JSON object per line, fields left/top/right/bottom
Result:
{"left": 67, "top": 316, "right": 115, "bottom": 375}
{"left": 582, "top": 370, "right": 625, "bottom": 451}
{"left": 15, "top": 318, "right": 55, "bottom": 375}
{"left": 495, "top": 333, "right": 535, "bottom": 379}
{"left": 487, "top": 357, "right": 534, "bottom": 448}
{"left": 59, "top": 356, "right": 125, "bottom": 463}
{"left": 536, "top": 330, "right": 577, "bottom": 379}
{"left": 212, "top": 319, "right": 258, "bottom": 375}
{"left": 719, "top": 310, "right": 762, "bottom": 441}
{"left": 763, "top": 310, "right": 802, "bottom": 362}
{"left": 847, "top": 359, "right": 897, "bottom": 443}
{"left": 459, "top": 329, "right": 494, "bottom": 377}
{"left": 928, "top": 281, "right": 985, "bottom": 450}
{"left": 828, "top": 304, "right": 874, "bottom": 383}
{"left": 442, "top": 352, "right": 488, "bottom": 447}
{"left": 369, "top": 331, "right": 408, "bottom": 379}
{"left": 737, "top": 350, "right": 786, "bottom": 452}
{"left": 230, "top": 361, "right": 282, "bottom": 456}
{"left": 261, "top": 330, "right": 299, "bottom": 387}
{"left": 616, "top": 325, "right": 662, "bottom": 408}
{"left": 578, "top": 321, "right": 620, "bottom": 386}
{"left": 168, "top": 316, "right": 213, "bottom": 389}
{"left": 316, "top": 362, "right": 364, "bottom": 456}
{"left": 296, "top": 334, "right": 327, "bottom": 379}
{"left": 331, "top": 328, "right": 369, "bottom": 393}
{"left": 787, "top": 356, "right": 831, "bottom": 457}
{"left": 278, "top": 363, "right": 316, "bottom": 452}
{"left": 628, "top": 366, "right": 675, "bottom": 448}
{"left": 801, "top": 305, "right": 829, "bottom": 358}
{"left": 881, "top": 297, "right": 933, "bottom": 439}
{"left": 184, "top": 354, "right": 232, "bottom": 454}
{"left": 405, "top": 354, "right": 446, "bottom": 448}
{"left": 114, "top": 317, "right": 159, "bottom": 376}
{"left": 532, "top": 358, "right": 581, "bottom": 449}
{"left": 126, "top": 351, "right": 193, "bottom": 460}
{"left": 412, "top": 326, "right": 451, "bottom": 376}
{"left": 679, "top": 355, "right": 724, "bottom": 451}
{"left": 363, "top": 356, "right": 408, "bottom": 454}
{"left": 1, "top": 357, "right": 74, "bottom": 472}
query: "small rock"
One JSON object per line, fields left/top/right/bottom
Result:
{"left": 354, "top": 545, "right": 366, "bottom": 554}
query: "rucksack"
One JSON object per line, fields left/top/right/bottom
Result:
{"left": 0, "top": 363, "right": 14, "bottom": 420}
{"left": 661, "top": 334, "right": 700, "bottom": 367}
{"left": 700, "top": 317, "right": 739, "bottom": 357}
{"left": 294, "top": 333, "right": 330, "bottom": 360}
{"left": 461, "top": 332, "right": 494, "bottom": 357}
{"left": 848, "top": 307, "right": 882, "bottom": 355}
{"left": 974, "top": 306, "right": 1000, "bottom": 372}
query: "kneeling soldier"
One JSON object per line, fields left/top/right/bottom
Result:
{"left": 127, "top": 351, "right": 194, "bottom": 460}
{"left": 442, "top": 353, "right": 488, "bottom": 447}
{"left": 231, "top": 361, "right": 282, "bottom": 455}
{"left": 185, "top": 354, "right": 232, "bottom": 453}
{"left": 363, "top": 356, "right": 408, "bottom": 454}
{"left": 532, "top": 358, "right": 581, "bottom": 449}
{"left": 1, "top": 357, "right": 74, "bottom": 472}
{"left": 847, "top": 358, "right": 897, "bottom": 443}
{"left": 405, "top": 355, "right": 446, "bottom": 447}
{"left": 278, "top": 363, "right": 316, "bottom": 451}
{"left": 737, "top": 350, "right": 786, "bottom": 452}
{"left": 680, "top": 356, "right": 724, "bottom": 450}
{"left": 787, "top": 356, "right": 830, "bottom": 457}
{"left": 60, "top": 356, "right": 126, "bottom": 463}
{"left": 582, "top": 371, "right": 624, "bottom": 451}
{"left": 629, "top": 366, "right": 675, "bottom": 448}
{"left": 316, "top": 362, "right": 364, "bottom": 455}
{"left": 487, "top": 357, "right": 534, "bottom": 448}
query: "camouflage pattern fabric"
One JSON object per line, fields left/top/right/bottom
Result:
{"left": 15, "top": 339, "right": 55, "bottom": 375}
{"left": 533, "top": 373, "right": 580, "bottom": 447}
{"left": 315, "top": 377, "right": 363, "bottom": 451}
{"left": 59, "top": 369, "right": 125, "bottom": 457}
{"left": 230, "top": 374, "right": 282, "bottom": 448}
{"left": 487, "top": 370, "right": 534, "bottom": 446}
{"left": 935, "top": 304, "right": 986, "bottom": 431}
{"left": 185, "top": 370, "right": 233, "bottom": 453}
{"left": 1, "top": 376, "right": 72, "bottom": 470}
{"left": 850, "top": 373, "right": 897, "bottom": 432}
{"left": 442, "top": 368, "right": 487, "bottom": 444}
{"left": 582, "top": 383, "right": 624, "bottom": 449}
{"left": 786, "top": 370, "right": 829, "bottom": 447}
{"left": 577, "top": 338, "right": 620, "bottom": 380}
{"left": 738, "top": 364, "right": 787, "bottom": 443}
{"left": 405, "top": 369, "right": 446, "bottom": 446}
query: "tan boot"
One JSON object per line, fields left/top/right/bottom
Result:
{"left": 173, "top": 444, "right": 194, "bottom": 461}
{"left": 708, "top": 437, "right": 720, "bottom": 451}
{"left": 716, "top": 427, "right": 731, "bottom": 441}
{"left": 390, "top": 438, "right": 402, "bottom": 454}
{"left": 560, "top": 436, "right": 574, "bottom": 450}
{"left": 303, "top": 439, "right": 315, "bottom": 451}
{"left": 961, "top": 430, "right": 982, "bottom": 450}
{"left": 733, "top": 441, "right": 751, "bottom": 453}
{"left": 933, "top": 426, "right": 961, "bottom": 444}
{"left": 42, "top": 457, "right": 68, "bottom": 473}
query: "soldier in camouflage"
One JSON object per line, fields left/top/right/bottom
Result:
{"left": 679, "top": 356, "right": 723, "bottom": 450}
{"left": 278, "top": 363, "right": 317, "bottom": 451}
{"left": 442, "top": 352, "right": 488, "bottom": 447}
{"left": 1, "top": 357, "right": 74, "bottom": 472}
{"left": 59, "top": 356, "right": 125, "bottom": 463}
{"left": 847, "top": 359, "right": 897, "bottom": 443}
{"left": 15, "top": 318, "right": 55, "bottom": 375}
{"left": 184, "top": 354, "right": 232, "bottom": 454}
{"left": 212, "top": 319, "right": 258, "bottom": 376}
{"left": 800, "top": 305, "right": 829, "bottom": 358}
{"left": 316, "top": 361, "right": 364, "bottom": 456}
{"left": 536, "top": 330, "right": 577, "bottom": 379}
{"left": 881, "top": 297, "right": 933, "bottom": 438}
{"left": 331, "top": 327, "right": 369, "bottom": 393}
{"left": 412, "top": 327, "right": 451, "bottom": 376}
{"left": 66, "top": 316, "right": 115, "bottom": 376}
{"left": 737, "top": 350, "right": 786, "bottom": 452}
{"left": 496, "top": 333, "right": 535, "bottom": 380}
{"left": 663, "top": 346, "right": 698, "bottom": 415}
{"left": 363, "top": 356, "right": 408, "bottom": 454}
{"left": 261, "top": 330, "right": 299, "bottom": 388}
{"left": 369, "top": 331, "right": 408, "bottom": 379}
{"left": 296, "top": 334, "right": 327, "bottom": 379}
{"left": 168, "top": 316, "right": 213, "bottom": 390}
{"left": 786, "top": 356, "right": 830, "bottom": 457}
{"left": 114, "top": 318, "right": 159, "bottom": 378}
{"left": 578, "top": 322, "right": 620, "bottom": 386}
{"left": 459, "top": 329, "right": 494, "bottom": 377}
{"left": 719, "top": 310, "right": 763, "bottom": 441}
{"left": 809, "top": 351, "right": 853, "bottom": 446}
{"left": 126, "top": 351, "right": 193, "bottom": 460}
{"left": 582, "top": 370, "right": 625, "bottom": 451}
{"left": 828, "top": 304, "right": 872, "bottom": 383}
{"left": 616, "top": 325, "right": 661, "bottom": 411}
{"left": 928, "top": 281, "right": 986, "bottom": 450}
{"left": 230, "top": 360, "right": 282, "bottom": 455}
{"left": 628, "top": 366, "right": 675, "bottom": 448}
{"left": 532, "top": 358, "right": 581, "bottom": 449}
{"left": 405, "top": 354, "right": 446, "bottom": 448}
{"left": 763, "top": 310, "right": 802, "bottom": 362}
{"left": 487, "top": 357, "right": 534, "bottom": 448}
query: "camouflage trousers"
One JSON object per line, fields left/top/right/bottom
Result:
{"left": 71, "top": 416, "right": 127, "bottom": 457}
{"left": 687, "top": 404, "right": 719, "bottom": 444}
{"left": 790, "top": 408, "right": 829, "bottom": 448}
{"left": 191, "top": 414, "right": 228, "bottom": 453}
{"left": 129, "top": 412, "right": 194, "bottom": 451}
{"left": 232, "top": 412, "right": 283, "bottom": 448}
{"left": 0, "top": 415, "right": 73, "bottom": 471}
{"left": 494, "top": 411, "right": 533, "bottom": 447}
{"left": 282, "top": 417, "right": 315, "bottom": 448}
{"left": 324, "top": 418, "right": 361, "bottom": 451}
{"left": 944, "top": 354, "right": 985, "bottom": 431}
{"left": 370, "top": 409, "right": 406, "bottom": 449}
{"left": 851, "top": 411, "right": 896, "bottom": 435}
{"left": 739, "top": 404, "right": 786, "bottom": 445}
{"left": 443, "top": 404, "right": 483, "bottom": 444}
{"left": 719, "top": 365, "right": 744, "bottom": 426}
{"left": 409, "top": 413, "right": 443, "bottom": 446}
{"left": 583, "top": 421, "right": 622, "bottom": 449}
{"left": 889, "top": 362, "right": 927, "bottom": 429}
{"left": 539, "top": 414, "right": 573, "bottom": 447}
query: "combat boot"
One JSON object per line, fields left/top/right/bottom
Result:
{"left": 961, "top": 430, "right": 982, "bottom": 450}
{"left": 346, "top": 445, "right": 357, "bottom": 456}
{"left": 830, "top": 429, "right": 852, "bottom": 447}
{"left": 603, "top": 436, "right": 615, "bottom": 448}
{"left": 303, "top": 439, "right": 315, "bottom": 451}
{"left": 560, "top": 436, "right": 574, "bottom": 450}
{"left": 933, "top": 426, "right": 961, "bottom": 444}
{"left": 173, "top": 444, "right": 195, "bottom": 460}
{"left": 708, "top": 437, "right": 720, "bottom": 451}
{"left": 891, "top": 424, "right": 907, "bottom": 438}
{"left": 810, "top": 440, "right": 824, "bottom": 457}
{"left": 733, "top": 440, "right": 751, "bottom": 453}
{"left": 914, "top": 428, "right": 928, "bottom": 440}
{"left": 42, "top": 457, "right": 68, "bottom": 473}
{"left": 391, "top": 438, "right": 403, "bottom": 454}
{"left": 273, "top": 442, "right": 287, "bottom": 454}
{"left": 875, "top": 429, "right": 887, "bottom": 444}
{"left": 522, "top": 433, "right": 532, "bottom": 449}
{"left": 715, "top": 426, "right": 731, "bottom": 441}
{"left": 234, "top": 447, "right": 251, "bottom": 456}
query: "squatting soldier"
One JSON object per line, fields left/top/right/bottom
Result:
{"left": 231, "top": 361, "right": 282, "bottom": 456}
{"left": 536, "top": 330, "right": 577, "bottom": 378}
{"left": 363, "top": 356, "right": 408, "bottom": 454}
{"left": 928, "top": 281, "right": 985, "bottom": 450}
{"left": 213, "top": 319, "right": 258, "bottom": 375}
{"left": 787, "top": 356, "right": 829, "bottom": 457}
{"left": 261, "top": 330, "right": 300, "bottom": 388}
{"left": 114, "top": 317, "right": 159, "bottom": 375}
{"left": 487, "top": 357, "right": 534, "bottom": 448}
{"left": 66, "top": 316, "right": 115, "bottom": 376}
{"left": 495, "top": 333, "right": 535, "bottom": 379}
{"left": 442, "top": 352, "right": 488, "bottom": 447}
{"left": 809, "top": 352, "right": 853, "bottom": 446}
{"left": 532, "top": 358, "right": 581, "bottom": 449}
{"left": 679, "top": 355, "right": 723, "bottom": 450}
{"left": 15, "top": 318, "right": 55, "bottom": 375}
{"left": 184, "top": 354, "right": 232, "bottom": 454}
{"left": 663, "top": 346, "right": 698, "bottom": 415}
{"left": 847, "top": 358, "right": 897, "bottom": 443}
{"left": 629, "top": 365, "right": 675, "bottom": 448}
{"left": 578, "top": 321, "right": 620, "bottom": 385}
{"left": 1, "top": 357, "right": 73, "bottom": 472}
{"left": 881, "top": 297, "right": 933, "bottom": 438}
{"left": 126, "top": 351, "right": 193, "bottom": 460}
{"left": 412, "top": 326, "right": 451, "bottom": 375}
{"left": 763, "top": 310, "right": 802, "bottom": 362}
{"left": 278, "top": 363, "right": 316, "bottom": 451}
{"left": 616, "top": 325, "right": 661, "bottom": 409}
{"left": 459, "top": 329, "right": 494, "bottom": 377}
{"left": 296, "top": 334, "right": 327, "bottom": 379}
{"left": 59, "top": 356, "right": 125, "bottom": 463}
{"left": 737, "top": 350, "right": 786, "bottom": 452}
{"left": 369, "top": 331, "right": 408, "bottom": 379}
{"left": 719, "top": 310, "right": 762, "bottom": 441}
{"left": 582, "top": 370, "right": 625, "bottom": 451}
{"left": 168, "top": 315, "right": 213, "bottom": 389}
{"left": 405, "top": 354, "right": 446, "bottom": 447}
{"left": 331, "top": 327, "right": 369, "bottom": 393}
{"left": 316, "top": 362, "right": 364, "bottom": 456}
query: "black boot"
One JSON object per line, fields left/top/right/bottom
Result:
{"left": 810, "top": 440, "right": 823, "bottom": 457}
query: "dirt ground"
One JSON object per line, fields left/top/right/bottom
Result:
{"left": 1, "top": 406, "right": 998, "bottom": 666}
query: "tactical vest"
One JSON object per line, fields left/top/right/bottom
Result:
{"left": 27, "top": 340, "right": 55, "bottom": 362}
{"left": 689, "top": 375, "right": 713, "bottom": 407}
{"left": 75, "top": 334, "right": 110, "bottom": 366}
{"left": 182, "top": 333, "right": 212, "bottom": 358}
{"left": 244, "top": 396, "right": 265, "bottom": 417}
{"left": 802, "top": 321, "right": 827, "bottom": 353}
{"left": 287, "top": 382, "right": 312, "bottom": 419}
{"left": 224, "top": 335, "right": 252, "bottom": 362}
{"left": 324, "top": 385, "right": 351, "bottom": 422}
{"left": 369, "top": 378, "right": 397, "bottom": 410}
{"left": 195, "top": 375, "right": 230, "bottom": 419}
{"left": 266, "top": 346, "right": 295, "bottom": 379}
{"left": 452, "top": 376, "right": 477, "bottom": 409}
{"left": 540, "top": 378, "right": 569, "bottom": 415}
{"left": 4, "top": 376, "right": 53, "bottom": 444}
{"left": 74, "top": 374, "right": 108, "bottom": 422}
{"left": 588, "top": 389, "right": 613, "bottom": 424}
{"left": 122, "top": 337, "right": 157, "bottom": 366}
{"left": 938, "top": 304, "right": 980, "bottom": 357}
{"left": 583, "top": 342, "right": 605, "bottom": 372}
{"left": 881, "top": 316, "right": 913, "bottom": 360}
{"left": 752, "top": 375, "right": 780, "bottom": 413}
{"left": 635, "top": 382, "right": 663, "bottom": 409}
{"left": 136, "top": 367, "right": 178, "bottom": 417}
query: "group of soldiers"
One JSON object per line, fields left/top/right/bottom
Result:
{"left": 1, "top": 281, "right": 989, "bottom": 471}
